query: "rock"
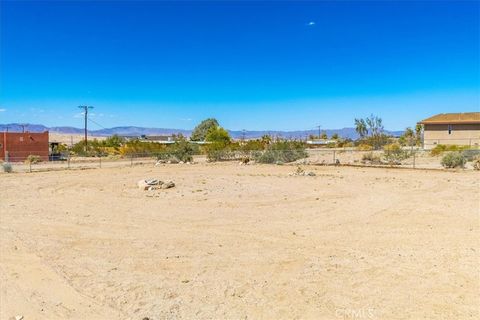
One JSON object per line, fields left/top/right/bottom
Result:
{"left": 138, "top": 180, "right": 150, "bottom": 190}
{"left": 179, "top": 161, "right": 184, "bottom": 164}
{"left": 15, "top": 316, "right": 24, "bottom": 320}
{"left": 161, "top": 181, "right": 175, "bottom": 189}
{"left": 138, "top": 179, "right": 163, "bottom": 190}
{"left": 307, "top": 171, "right": 316, "bottom": 176}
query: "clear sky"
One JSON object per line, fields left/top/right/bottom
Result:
{"left": 0, "top": 0, "right": 479, "bottom": 131}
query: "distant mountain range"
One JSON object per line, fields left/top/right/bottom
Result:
{"left": 0, "top": 123, "right": 404, "bottom": 140}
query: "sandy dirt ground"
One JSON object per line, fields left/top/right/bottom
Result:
{"left": 0, "top": 163, "right": 479, "bottom": 320}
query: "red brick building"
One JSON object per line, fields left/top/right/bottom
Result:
{"left": 1, "top": 131, "right": 50, "bottom": 162}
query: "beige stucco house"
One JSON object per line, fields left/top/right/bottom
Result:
{"left": 418, "top": 112, "right": 480, "bottom": 149}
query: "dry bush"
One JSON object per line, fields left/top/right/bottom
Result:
{"left": 361, "top": 152, "right": 381, "bottom": 164}
{"left": 357, "top": 144, "right": 373, "bottom": 151}
{"left": 430, "top": 144, "right": 469, "bottom": 156}
{"left": 25, "top": 155, "right": 42, "bottom": 164}
{"left": 441, "top": 152, "right": 466, "bottom": 169}
{"left": 472, "top": 156, "right": 480, "bottom": 171}
{"left": 383, "top": 143, "right": 409, "bottom": 164}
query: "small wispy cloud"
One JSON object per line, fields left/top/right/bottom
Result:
{"left": 307, "top": 21, "right": 315, "bottom": 26}
{"left": 0, "top": 108, "right": 6, "bottom": 112}
{"left": 179, "top": 118, "right": 192, "bottom": 122}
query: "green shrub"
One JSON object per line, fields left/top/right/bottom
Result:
{"left": 2, "top": 162, "right": 13, "bottom": 173}
{"left": 154, "top": 137, "right": 198, "bottom": 163}
{"left": 25, "top": 155, "right": 42, "bottom": 164}
{"left": 255, "top": 140, "right": 307, "bottom": 164}
{"left": 462, "top": 149, "right": 480, "bottom": 161}
{"left": 205, "top": 142, "right": 237, "bottom": 162}
{"left": 383, "top": 143, "right": 409, "bottom": 164}
{"left": 441, "top": 152, "right": 466, "bottom": 168}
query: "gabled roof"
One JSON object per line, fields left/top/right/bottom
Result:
{"left": 419, "top": 112, "right": 480, "bottom": 125}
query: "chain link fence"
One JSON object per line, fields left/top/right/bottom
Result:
{"left": 1, "top": 147, "right": 480, "bottom": 173}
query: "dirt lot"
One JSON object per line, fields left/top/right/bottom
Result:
{"left": 1, "top": 163, "right": 479, "bottom": 319}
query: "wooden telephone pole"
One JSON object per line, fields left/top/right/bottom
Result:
{"left": 78, "top": 105, "right": 94, "bottom": 152}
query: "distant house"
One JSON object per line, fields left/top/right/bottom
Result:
{"left": 118, "top": 135, "right": 176, "bottom": 143}
{"left": 306, "top": 139, "right": 336, "bottom": 146}
{"left": 418, "top": 112, "right": 480, "bottom": 149}
{"left": 1, "top": 131, "right": 50, "bottom": 162}
{"left": 143, "top": 135, "right": 175, "bottom": 144}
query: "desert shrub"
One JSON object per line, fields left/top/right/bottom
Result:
{"left": 430, "top": 144, "right": 469, "bottom": 156}
{"left": 461, "top": 149, "right": 480, "bottom": 161}
{"left": 119, "top": 140, "right": 167, "bottom": 157}
{"left": 25, "top": 155, "right": 42, "bottom": 164}
{"left": 441, "top": 152, "right": 466, "bottom": 169}
{"left": 204, "top": 126, "right": 235, "bottom": 161}
{"left": 255, "top": 140, "right": 307, "bottom": 164}
{"left": 241, "top": 139, "right": 265, "bottom": 152}
{"left": 2, "top": 162, "right": 13, "bottom": 173}
{"left": 383, "top": 143, "right": 409, "bottom": 164}
{"left": 361, "top": 152, "right": 381, "bottom": 164}
{"left": 336, "top": 139, "right": 354, "bottom": 148}
{"left": 205, "top": 142, "right": 237, "bottom": 161}
{"left": 357, "top": 144, "right": 373, "bottom": 151}
{"left": 156, "top": 137, "right": 198, "bottom": 162}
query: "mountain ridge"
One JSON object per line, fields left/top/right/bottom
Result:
{"left": 0, "top": 123, "right": 403, "bottom": 139}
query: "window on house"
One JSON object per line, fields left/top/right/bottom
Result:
{"left": 448, "top": 125, "right": 452, "bottom": 135}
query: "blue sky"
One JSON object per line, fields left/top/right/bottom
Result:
{"left": 0, "top": 0, "right": 479, "bottom": 131}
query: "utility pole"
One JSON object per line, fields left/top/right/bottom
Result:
{"left": 242, "top": 129, "right": 246, "bottom": 142}
{"left": 316, "top": 125, "right": 321, "bottom": 139}
{"left": 20, "top": 124, "right": 28, "bottom": 133}
{"left": 78, "top": 105, "right": 93, "bottom": 152}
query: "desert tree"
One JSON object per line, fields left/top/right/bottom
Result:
{"left": 190, "top": 118, "right": 219, "bottom": 141}
{"left": 355, "top": 114, "right": 389, "bottom": 149}
{"left": 354, "top": 118, "right": 368, "bottom": 138}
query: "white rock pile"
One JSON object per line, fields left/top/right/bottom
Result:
{"left": 138, "top": 179, "right": 175, "bottom": 190}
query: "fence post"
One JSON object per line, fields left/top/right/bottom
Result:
{"left": 131, "top": 155, "right": 133, "bottom": 167}
{"left": 413, "top": 151, "right": 416, "bottom": 169}
{"left": 99, "top": 157, "right": 102, "bottom": 168}
{"left": 67, "top": 155, "right": 70, "bottom": 169}
{"left": 29, "top": 161, "right": 32, "bottom": 173}
{"left": 333, "top": 150, "right": 336, "bottom": 164}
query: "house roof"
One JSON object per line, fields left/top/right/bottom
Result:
{"left": 418, "top": 112, "right": 480, "bottom": 125}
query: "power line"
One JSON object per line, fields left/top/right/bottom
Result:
{"left": 87, "top": 117, "right": 107, "bottom": 130}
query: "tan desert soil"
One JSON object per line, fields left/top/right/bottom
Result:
{"left": 1, "top": 163, "right": 479, "bottom": 319}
